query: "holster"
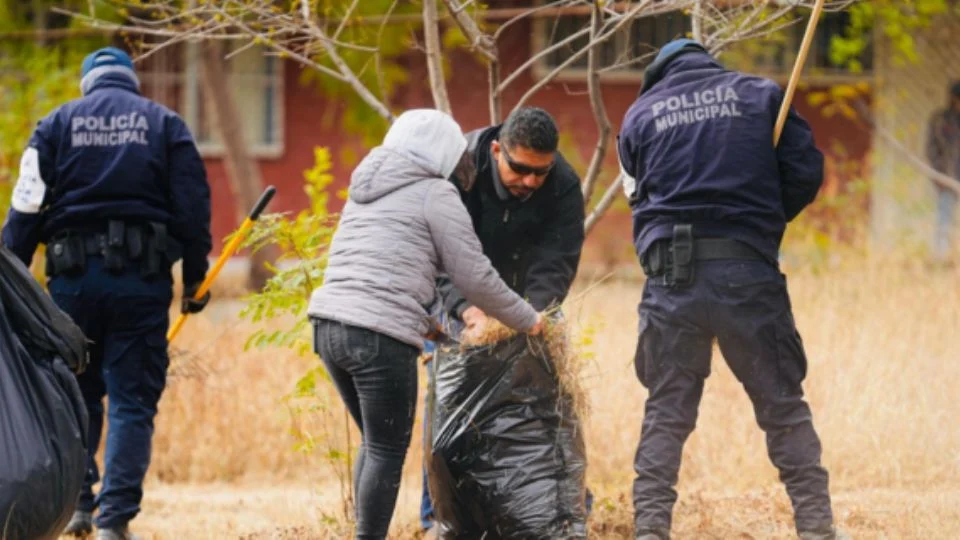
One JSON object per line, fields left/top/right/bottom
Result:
{"left": 140, "top": 222, "right": 182, "bottom": 279}
{"left": 142, "top": 222, "right": 167, "bottom": 279}
{"left": 640, "top": 225, "right": 695, "bottom": 288}
{"left": 670, "top": 224, "right": 694, "bottom": 287}
{"left": 45, "top": 234, "right": 87, "bottom": 278}
{"left": 103, "top": 220, "right": 127, "bottom": 273}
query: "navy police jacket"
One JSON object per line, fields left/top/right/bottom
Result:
{"left": 617, "top": 51, "right": 824, "bottom": 264}
{"left": 1, "top": 72, "right": 212, "bottom": 285}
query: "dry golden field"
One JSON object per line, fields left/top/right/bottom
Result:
{"left": 91, "top": 258, "right": 960, "bottom": 539}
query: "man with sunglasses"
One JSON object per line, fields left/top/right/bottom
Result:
{"left": 419, "top": 106, "right": 586, "bottom": 535}
{"left": 437, "top": 106, "right": 585, "bottom": 339}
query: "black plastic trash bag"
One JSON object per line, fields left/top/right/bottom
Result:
{"left": 426, "top": 333, "right": 587, "bottom": 539}
{"left": 0, "top": 246, "right": 88, "bottom": 374}
{"left": 0, "top": 245, "right": 89, "bottom": 540}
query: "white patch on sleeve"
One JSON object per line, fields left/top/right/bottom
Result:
{"left": 620, "top": 162, "right": 638, "bottom": 199}
{"left": 11, "top": 147, "right": 46, "bottom": 214}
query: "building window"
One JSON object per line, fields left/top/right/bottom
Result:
{"left": 535, "top": 8, "right": 871, "bottom": 82}
{"left": 138, "top": 43, "right": 284, "bottom": 158}
{"left": 725, "top": 9, "right": 873, "bottom": 78}
{"left": 537, "top": 11, "right": 690, "bottom": 79}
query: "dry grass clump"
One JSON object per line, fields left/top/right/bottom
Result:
{"left": 150, "top": 315, "right": 325, "bottom": 483}
{"left": 457, "top": 318, "right": 517, "bottom": 347}
{"left": 459, "top": 315, "right": 591, "bottom": 421}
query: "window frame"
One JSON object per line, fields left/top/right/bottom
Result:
{"left": 185, "top": 44, "right": 286, "bottom": 159}
{"left": 137, "top": 43, "right": 285, "bottom": 160}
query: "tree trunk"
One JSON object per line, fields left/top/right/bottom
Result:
{"left": 198, "top": 41, "right": 275, "bottom": 291}
{"left": 423, "top": 0, "right": 452, "bottom": 114}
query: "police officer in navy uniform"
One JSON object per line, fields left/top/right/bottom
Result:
{"left": 1, "top": 47, "right": 212, "bottom": 540}
{"left": 617, "top": 40, "right": 848, "bottom": 540}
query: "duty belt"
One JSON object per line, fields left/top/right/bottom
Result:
{"left": 46, "top": 221, "right": 179, "bottom": 279}
{"left": 641, "top": 224, "right": 764, "bottom": 287}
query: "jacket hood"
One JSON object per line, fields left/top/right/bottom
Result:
{"left": 641, "top": 44, "right": 721, "bottom": 95}
{"left": 385, "top": 109, "right": 466, "bottom": 178}
{"left": 349, "top": 109, "right": 467, "bottom": 204}
{"left": 83, "top": 71, "right": 141, "bottom": 96}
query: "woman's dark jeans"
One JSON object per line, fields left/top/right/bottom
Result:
{"left": 312, "top": 318, "right": 419, "bottom": 540}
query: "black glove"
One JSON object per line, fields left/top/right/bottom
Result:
{"left": 181, "top": 283, "right": 211, "bottom": 314}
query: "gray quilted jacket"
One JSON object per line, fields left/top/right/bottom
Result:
{"left": 307, "top": 110, "right": 538, "bottom": 349}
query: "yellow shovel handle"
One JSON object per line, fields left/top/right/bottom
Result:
{"left": 167, "top": 186, "right": 277, "bottom": 344}
{"left": 774, "top": 0, "right": 826, "bottom": 146}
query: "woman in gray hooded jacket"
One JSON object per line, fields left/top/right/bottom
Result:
{"left": 307, "top": 109, "right": 543, "bottom": 539}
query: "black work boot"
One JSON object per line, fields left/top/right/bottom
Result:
{"left": 95, "top": 525, "right": 141, "bottom": 540}
{"left": 62, "top": 511, "right": 94, "bottom": 537}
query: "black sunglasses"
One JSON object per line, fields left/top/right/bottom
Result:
{"left": 501, "top": 145, "right": 554, "bottom": 177}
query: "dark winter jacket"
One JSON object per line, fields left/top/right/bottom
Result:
{"left": 1, "top": 72, "right": 211, "bottom": 285}
{"left": 617, "top": 50, "right": 824, "bottom": 264}
{"left": 437, "top": 125, "right": 585, "bottom": 318}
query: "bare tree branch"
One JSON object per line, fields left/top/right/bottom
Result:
{"left": 423, "top": 0, "right": 452, "bottom": 114}
{"left": 581, "top": 0, "right": 611, "bottom": 204}
{"left": 295, "top": 12, "right": 395, "bottom": 121}
{"left": 497, "top": 24, "right": 593, "bottom": 93}
{"left": 300, "top": 0, "right": 309, "bottom": 21}
{"left": 54, "top": 6, "right": 379, "bottom": 53}
{"left": 449, "top": 0, "right": 477, "bottom": 15}
{"left": 223, "top": 37, "right": 261, "bottom": 61}
{"left": 488, "top": 59, "right": 502, "bottom": 123}
{"left": 440, "top": 0, "right": 503, "bottom": 123}
{"left": 493, "top": 0, "right": 583, "bottom": 41}
{"left": 61, "top": 1, "right": 397, "bottom": 122}
{"left": 597, "top": 50, "right": 656, "bottom": 74}
{"left": 692, "top": 0, "right": 704, "bottom": 42}
{"left": 441, "top": 0, "right": 497, "bottom": 61}
{"left": 332, "top": 0, "right": 362, "bottom": 43}
{"left": 498, "top": 1, "right": 688, "bottom": 95}
{"left": 374, "top": 0, "right": 401, "bottom": 111}
{"left": 513, "top": 0, "right": 659, "bottom": 112}
{"left": 56, "top": 0, "right": 868, "bottom": 240}
{"left": 584, "top": 174, "right": 623, "bottom": 235}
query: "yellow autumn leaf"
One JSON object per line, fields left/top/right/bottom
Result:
{"left": 807, "top": 92, "right": 830, "bottom": 107}
{"left": 830, "top": 85, "right": 859, "bottom": 99}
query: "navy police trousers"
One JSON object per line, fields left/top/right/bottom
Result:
{"left": 48, "top": 257, "right": 172, "bottom": 529}
{"left": 633, "top": 259, "right": 833, "bottom": 535}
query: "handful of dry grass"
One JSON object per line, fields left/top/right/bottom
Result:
{"left": 459, "top": 315, "right": 590, "bottom": 421}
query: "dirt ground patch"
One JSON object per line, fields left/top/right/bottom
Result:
{"left": 118, "top": 483, "right": 960, "bottom": 539}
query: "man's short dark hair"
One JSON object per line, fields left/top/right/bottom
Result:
{"left": 500, "top": 107, "right": 559, "bottom": 153}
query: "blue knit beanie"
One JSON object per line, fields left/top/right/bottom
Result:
{"left": 80, "top": 47, "right": 140, "bottom": 95}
